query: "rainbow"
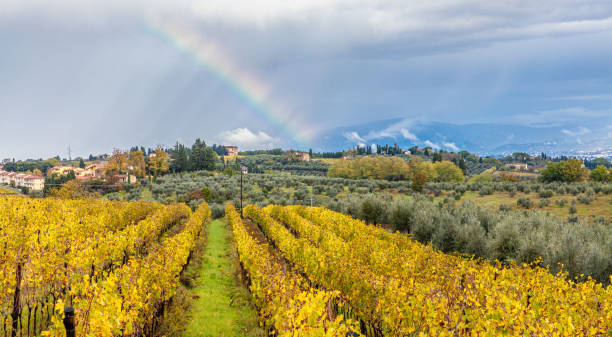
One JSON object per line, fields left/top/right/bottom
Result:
{"left": 146, "top": 17, "right": 313, "bottom": 149}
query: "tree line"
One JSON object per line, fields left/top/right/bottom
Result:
{"left": 328, "top": 156, "right": 464, "bottom": 189}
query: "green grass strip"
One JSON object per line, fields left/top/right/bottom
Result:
{"left": 183, "top": 219, "right": 262, "bottom": 337}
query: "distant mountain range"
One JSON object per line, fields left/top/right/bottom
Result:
{"left": 311, "top": 118, "right": 612, "bottom": 157}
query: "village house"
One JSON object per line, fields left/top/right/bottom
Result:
{"left": 47, "top": 162, "right": 109, "bottom": 182}
{"left": 293, "top": 152, "right": 310, "bottom": 162}
{"left": 48, "top": 166, "right": 84, "bottom": 176}
{"left": 7, "top": 172, "right": 18, "bottom": 185}
{"left": 0, "top": 170, "right": 44, "bottom": 190}
{"left": 23, "top": 175, "right": 45, "bottom": 190}
{"left": 225, "top": 146, "right": 239, "bottom": 157}
{"left": 79, "top": 162, "right": 109, "bottom": 181}
{"left": 0, "top": 171, "right": 9, "bottom": 185}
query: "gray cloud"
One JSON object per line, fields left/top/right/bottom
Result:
{"left": 343, "top": 131, "right": 366, "bottom": 144}
{"left": 424, "top": 140, "right": 441, "bottom": 150}
{"left": 515, "top": 107, "right": 612, "bottom": 126}
{"left": 216, "top": 128, "right": 278, "bottom": 149}
{"left": 562, "top": 127, "right": 591, "bottom": 137}
{"left": 2, "top": 1, "right": 612, "bottom": 158}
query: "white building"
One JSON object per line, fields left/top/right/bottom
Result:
{"left": 0, "top": 170, "right": 45, "bottom": 191}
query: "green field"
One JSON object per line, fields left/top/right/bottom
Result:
{"left": 312, "top": 157, "right": 344, "bottom": 165}
{"left": 447, "top": 191, "right": 612, "bottom": 221}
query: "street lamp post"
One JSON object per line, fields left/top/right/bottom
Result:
{"left": 239, "top": 163, "right": 248, "bottom": 214}
{"left": 240, "top": 167, "right": 243, "bottom": 213}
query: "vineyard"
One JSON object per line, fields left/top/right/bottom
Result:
{"left": 230, "top": 203, "right": 612, "bottom": 336}
{"left": 0, "top": 196, "right": 210, "bottom": 337}
{"left": 1, "top": 193, "right": 610, "bottom": 336}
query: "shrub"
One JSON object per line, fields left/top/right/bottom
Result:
{"left": 360, "top": 195, "right": 387, "bottom": 224}
{"left": 478, "top": 186, "right": 494, "bottom": 196}
{"left": 454, "top": 222, "right": 488, "bottom": 257}
{"left": 210, "top": 203, "right": 225, "bottom": 218}
{"left": 538, "top": 199, "right": 550, "bottom": 208}
{"left": 499, "top": 204, "right": 512, "bottom": 212}
{"left": 389, "top": 199, "right": 414, "bottom": 232}
{"left": 293, "top": 187, "right": 309, "bottom": 201}
{"left": 326, "top": 186, "right": 340, "bottom": 197}
{"left": 577, "top": 193, "right": 594, "bottom": 205}
{"left": 569, "top": 205, "right": 577, "bottom": 215}
{"left": 555, "top": 198, "right": 568, "bottom": 207}
{"left": 488, "top": 220, "right": 520, "bottom": 262}
{"left": 517, "top": 197, "right": 533, "bottom": 209}
{"left": 567, "top": 186, "right": 580, "bottom": 196}
{"left": 538, "top": 189, "right": 554, "bottom": 198}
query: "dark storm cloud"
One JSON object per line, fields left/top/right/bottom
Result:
{"left": 2, "top": 0, "right": 612, "bottom": 158}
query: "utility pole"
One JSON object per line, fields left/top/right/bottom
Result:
{"left": 67, "top": 145, "right": 72, "bottom": 161}
{"left": 240, "top": 168, "right": 243, "bottom": 213}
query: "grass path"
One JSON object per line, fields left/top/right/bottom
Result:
{"left": 183, "top": 219, "right": 263, "bottom": 337}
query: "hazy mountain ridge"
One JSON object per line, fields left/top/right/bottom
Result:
{"left": 312, "top": 118, "right": 611, "bottom": 156}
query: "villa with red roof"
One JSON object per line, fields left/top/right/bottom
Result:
{"left": 0, "top": 170, "right": 44, "bottom": 190}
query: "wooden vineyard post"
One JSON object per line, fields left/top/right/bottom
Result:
{"left": 63, "top": 306, "right": 75, "bottom": 337}
{"left": 10, "top": 261, "right": 22, "bottom": 337}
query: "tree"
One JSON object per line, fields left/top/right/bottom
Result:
{"left": 190, "top": 139, "right": 218, "bottom": 171}
{"left": 561, "top": 158, "right": 587, "bottom": 182}
{"left": 433, "top": 161, "right": 465, "bottom": 182}
{"left": 47, "top": 157, "right": 60, "bottom": 167}
{"left": 129, "top": 150, "right": 146, "bottom": 180}
{"left": 107, "top": 149, "right": 128, "bottom": 173}
{"left": 408, "top": 157, "right": 437, "bottom": 182}
{"left": 201, "top": 187, "right": 213, "bottom": 202}
{"left": 454, "top": 157, "right": 467, "bottom": 174}
{"left": 541, "top": 159, "right": 588, "bottom": 182}
{"left": 48, "top": 180, "right": 98, "bottom": 199}
{"left": 412, "top": 170, "right": 428, "bottom": 192}
{"left": 432, "top": 152, "right": 442, "bottom": 163}
{"left": 483, "top": 157, "right": 502, "bottom": 166}
{"left": 170, "top": 142, "right": 189, "bottom": 173}
{"left": 540, "top": 162, "right": 564, "bottom": 182}
{"left": 589, "top": 165, "right": 609, "bottom": 182}
{"left": 44, "top": 171, "right": 76, "bottom": 196}
{"left": 149, "top": 148, "right": 169, "bottom": 181}
{"left": 79, "top": 158, "right": 85, "bottom": 169}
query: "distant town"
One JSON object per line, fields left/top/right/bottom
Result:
{"left": 0, "top": 144, "right": 314, "bottom": 193}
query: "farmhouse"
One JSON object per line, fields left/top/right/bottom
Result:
{"left": 115, "top": 174, "right": 129, "bottom": 184}
{"left": 225, "top": 146, "right": 239, "bottom": 157}
{"left": 293, "top": 152, "right": 310, "bottom": 162}
{"left": 505, "top": 163, "right": 529, "bottom": 171}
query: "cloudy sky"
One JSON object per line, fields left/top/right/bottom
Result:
{"left": 2, "top": 0, "right": 612, "bottom": 159}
